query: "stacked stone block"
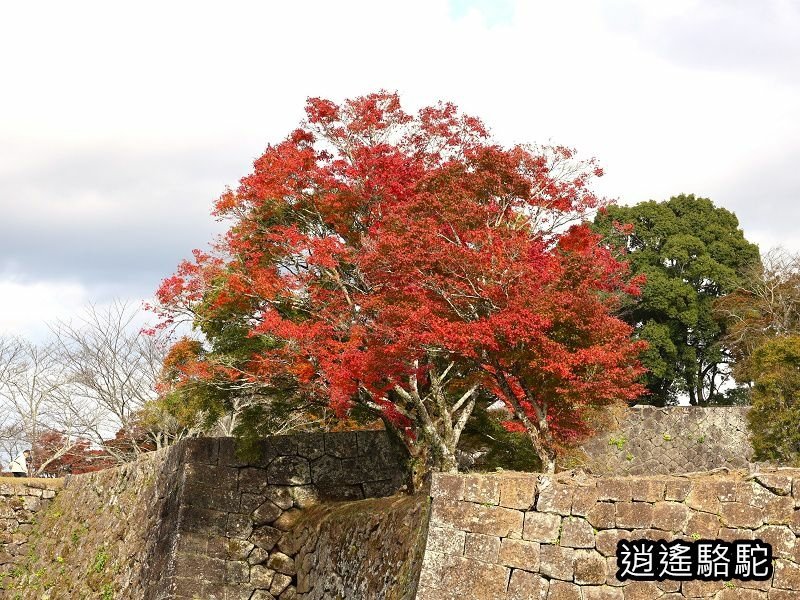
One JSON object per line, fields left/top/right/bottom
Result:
{"left": 577, "top": 406, "right": 753, "bottom": 475}
{"left": 0, "top": 431, "right": 412, "bottom": 599}
{"left": 418, "top": 470, "right": 800, "bottom": 599}
{"left": 167, "top": 430, "right": 408, "bottom": 600}
{"left": 0, "top": 480, "right": 58, "bottom": 574}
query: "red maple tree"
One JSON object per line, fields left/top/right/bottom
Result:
{"left": 29, "top": 430, "right": 112, "bottom": 476}
{"left": 155, "top": 92, "right": 646, "bottom": 473}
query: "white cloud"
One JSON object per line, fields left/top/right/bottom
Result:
{"left": 0, "top": 0, "right": 798, "bottom": 332}
{"left": 0, "top": 280, "right": 90, "bottom": 339}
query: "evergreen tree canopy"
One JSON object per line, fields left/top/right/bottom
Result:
{"left": 594, "top": 194, "right": 760, "bottom": 405}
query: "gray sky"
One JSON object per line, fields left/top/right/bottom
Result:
{"left": 1, "top": 0, "right": 799, "bottom": 337}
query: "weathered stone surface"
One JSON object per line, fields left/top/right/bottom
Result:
{"left": 547, "top": 579, "right": 582, "bottom": 599}
{"left": 754, "top": 473, "right": 793, "bottom": 496}
{"left": 293, "top": 433, "right": 326, "bottom": 460}
{"left": 596, "top": 529, "right": 629, "bottom": 557}
{"left": 574, "top": 549, "right": 607, "bottom": 584}
{"left": 225, "top": 560, "right": 250, "bottom": 584}
{"left": 250, "top": 564, "right": 276, "bottom": 589}
{"left": 576, "top": 406, "right": 753, "bottom": 475}
{"left": 763, "top": 495, "right": 795, "bottom": 525}
{"left": 273, "top": 508, "right": 304, "bottom": 531}
{"left": 630, "top": 479, "right": 665, "bottom": 503}
{"left": 185, "top": 462, "right": 239, "bottom": 490}
{"left": 686, "top": 511, "right": 722, "bottom": 538}
{"left": 717, "top": 526, "right": 754, "bottom": 542}
{"left": 252, "top": 500, "right": 283, "bottom": 526}
{"left": 773, "top": 558, "right": 800, "bottom": 591}
{"left": 251, "top": 525, "right": 283, "bottom": 551}
{"left": 267, "top": 551, "right": 296, "bottom": 576}
{"left": 269, "top": 573, "right": 293, "bottom": 596}
{"left": 657, "top": 579, "right": 681, "bottom": 593}
{"left": 364, "top": 479, "right": 400, "bottom": 499}
{"left": 582, "top": 586, "right": 624, "bottom": 600}
{"left": 597, "top": 479, "right": 633, "bottom": 502}
{"left": 419, "top": 552, "right": 511, "bottom": 598}
{"left": 621, "top": 581, "right": 662, "bottom": 599}
{"left": 665, "top": 478, "right": 692, "bottom": 502}
{"left": 226, "top": 539, "right": 254, "bottom": 561}
{"left": 428, "top": 526, "right": 466, "bottom": 556}
{"left": 267, "top": 456, "right": 311, "bottom": 486}
{"left": 463, "top": 474, "right": 501, "bottom": 505}
{"left": 431, "top": 473, "right": 465, "bottom": 501}
{"left": 500, "top": 476, "right": 537, "bottom": 510}
{"left": 652, "top": 501, "right": 690, "bottom": 532}
{"left": 606, "top": 556, "right": 623, "bottom": 586}
{"left": 538, "top": 477, "right": 575, "bottom": 514}
{"left": 184, "top": 437, "right": 219, "bottom": 465}
{"left": 181, "top": 505, "right": 229, "bottom": 537}
{"left": 325, "top": 431, "right": 359, "bottom": 458}
{"left": 720, "top": 502, "right": 764, "bottom": 528}
{"left": 499, "top": 538, "right": 540, "bottom": 570}
{"left": 524, "top": 511, "right": 562, "bottom": 543}
{"left": 464, "top": 532, "right": 501, "bottom": 562}
{"left": 296, "top": 493, "right": 429, "bottom": 600}
{"left": 540, "top": 544, "right": 575, "bottom": 580}
{"left": 227, "top": 513, "right": 254, "bottom": 539}
{"left": 685, "top": 482, "right": 722, "bottom": 514}
{"left": 239, "top": 467, "right": 270, "bottom": 494}
{"left": 279, "top": 586, "right": 297, "bottom": 600}
{"left": 6, "top": 436, "right": 800, "bottom": 600}
{"left": 265, "top": 486, "right": 295, "bottom": 510}
{"left": 183, "top": 482, "right": 241, "bottom": 512}
{"left": 754, "top": 525, "right": 796, "bottom": 560}
{"left": 716, "top": 590, "right": 769, "bottom": 600}
{"left": 587, "top": 502, "right": 616, "bottom": 530}
{"left": 315, "top": 482, "right": 364, "bottom": 501}
{"left": 508, "top": 569, "right": 548, "bottom": 600}
{"left": 432, "top": 498, "right": 524, "bottom": 537}
{"left": 571, "top": 485, "right": 600, "bottom": 516}
{"left": 560, "top": 516, "right": 595, "bottom": 548}
{"left": 615, "top": 502, "right": 654, "bottom": 529}
{"left": 680, "top": 579, "right": 727, "bottom": 597}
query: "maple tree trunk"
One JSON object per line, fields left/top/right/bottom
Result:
{"left": 492, "top": 370, "right": 557, "bottom": 473}
{"left": 508, "top": 397, "right": 556, "bottom": 472}
{"left": 436, "top": 441, "right": 459, "bottom": 474}
{"left": 525, "top": 419, "right": 556, "bottom": 473}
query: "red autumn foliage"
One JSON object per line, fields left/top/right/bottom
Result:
{"left": 154, "top": 91, "right": 645, "bottom": 472}
{"left": 29, "top": 430, "right": 112, "bottom": 476}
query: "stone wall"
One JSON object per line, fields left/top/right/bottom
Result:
{"left": 419, "top": 469, "right": 800, "bottom": 599}
{"left": 575, "top": 406, "right": 753, "bottom": 475}
{"left": 0, "top": 430, "right": 417, "bottom": 599}
{"left": 0, "top": 479, "right": 60, "bottom": 579}
{"left": 10, "top": 425, "right": 795, "bottom": 600}
{"left": 0, "top": 442, "right": 187, "bottom": 598}
{"left": 289, "top": 494, "right": 429, "bottom": 599}
{"left": 168, "top": 430, "right": 410, "bottom": 600}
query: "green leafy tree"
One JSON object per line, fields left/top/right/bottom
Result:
{"left": 746, "top": 335, "right": 800, "bottom": 465}
{"left": 594, "top": 194, "right": 760, "bottom": 405}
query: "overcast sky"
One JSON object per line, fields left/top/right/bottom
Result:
{"left": 1, "top": 0, "right": 799, "bottom": 338}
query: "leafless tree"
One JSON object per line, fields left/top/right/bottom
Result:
{"left": 717, "top": 247, "right": 800, "bottom": 382}
{"left": 50, "top": 300, "right": 177, "bottom": 461}
{"left": 0, "top": 337, "right": 95, "bottom": 475}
